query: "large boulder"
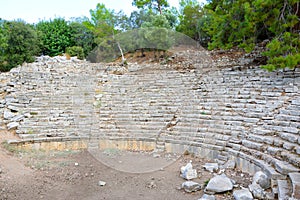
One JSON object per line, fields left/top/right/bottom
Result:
{"left": 205, "top": 173, "right": 233, "bottom": 194}
{"left": 252, "top": 171, "right": 270, "bottom": 189}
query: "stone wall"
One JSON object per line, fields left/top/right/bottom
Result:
{"left": 0, "top": 53, "right": 299, "bottom": 184}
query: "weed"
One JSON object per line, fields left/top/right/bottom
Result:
{"left": 204, "top": 179, "right": 210, "bottom": 187}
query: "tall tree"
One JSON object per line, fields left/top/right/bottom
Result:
{"left": 176, "top": 0, "right": 203, "bottom": 41}
{"left": 203, "top": 0, "right": 300, "bottom": 71}
{"left": 69, "top": 21, "right": 95, "bottom": 57}
{"left": 36, "top": 18, "right": 73, "bottom": 56}
{"left": 0, "top": 20, "right": 39, "bottom": 71}
{"left": 132, "top": 0, "right": 169, "bottom": 14}
{"left": 83, "top": 3, "right": 116, "bottom": 44}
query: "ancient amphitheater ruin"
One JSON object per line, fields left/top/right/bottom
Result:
{"left": 0, "top": 48, "right": 299, "bottom": 199}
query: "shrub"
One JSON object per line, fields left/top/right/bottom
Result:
{"left": 66, "top": 46, "right": 85, "bottom": 60}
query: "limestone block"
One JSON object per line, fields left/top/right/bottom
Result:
{"left": 289, "top": 173, "right": 300, "bottom": 199}
{"left": 233, "top": 188, "right": 253, "bottom": 200}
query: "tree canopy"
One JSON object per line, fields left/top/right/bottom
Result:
{"left": 0, "top": 0, "right": 299, "bottom": 72}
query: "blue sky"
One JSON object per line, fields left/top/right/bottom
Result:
{"left": 0, "top": 0, "right": 206, "bottom": 24}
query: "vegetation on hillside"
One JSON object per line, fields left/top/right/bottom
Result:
{"left": 0, "top": 0, "right": 299, "bottom": 72}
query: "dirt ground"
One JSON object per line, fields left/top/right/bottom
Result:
{"left": 0, "top": 131, "right": 252, "bottom": 200}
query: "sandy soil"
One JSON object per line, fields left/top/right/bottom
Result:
{"left": 0, "top": 130, "right": 252, "bottom": 200}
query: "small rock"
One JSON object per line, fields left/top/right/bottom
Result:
{"left": 223, "top": 159, "right": 236, "bottom": 169}
{"left": 74, "top": 162, "right": 79, "bottom": 166}
{"left": 147, "top": 181, "right": 157, "bottom": 189}
{"left": 4, "top": 110, "right": 15, "bottom": 120}
{"left": 181, "top": 168, "right": 198, "bottom": 180}
{"left": 198, "top": 194, "right": 216, "bottom": 200}
{"left": 181, "top": 161, "right": 198, "bottom": 180}
{"left": 11, "top": 114, "right": 24, "bottom": 122}
{"left": 98, "top": 181, "right": 106, "bottom": 186}
{"left": 252, "top": 171, "right": 270, "bottom": 189}
{"left": 248, "top": 183, "right": 266, "bottom": 199}
{"left": 205, "top": 173, "right": 233, "bottom": 194}
{"left": 153, "top": 153, "right": 160, "bottom": 158}
{"left": 181, "top": 161, "right": 193, "bottom": 174}
{"left": 233, "top": 188, "right": 253, "bottom": 200}
{"left": 7, "top": 105, "right": 19, "bottom": 112}
{"left": 7, "top": 122, "right": 19, "bottom": 130}
{"left": 203, "top": 163, "right": 219, "bottom": 173}
{"left": 182, "top": 181, "right": 202, "bottom": 193}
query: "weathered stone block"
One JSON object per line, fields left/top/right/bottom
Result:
{"left": 275, "top": 161, "right": 300, "bottom": 175}
{"left": 289, "top": 173, "right": 300, "bottom": 199}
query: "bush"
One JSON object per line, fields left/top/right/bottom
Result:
{"left": 66, "top": 46, "right": 85, "bottom": 60}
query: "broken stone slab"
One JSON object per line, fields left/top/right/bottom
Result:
{"left": 11, "top": 114, "right": 24, "bottom": 122}
{"left": 181, "top": 161, "right": 198, "bottom": 180}
{"left": 205, "top": 173, "right": 233, "bottom": 194}
{"left": 275, "top": 161, "right": 300, "bottom": 175}
{"left": 181, "top": 168, "right": 198, "bottom": 180}
{"left": 203, "top": 163, "right": 219, "bottom": 173}
{"left": 198, "top": 194, "right": 216, "bottom": 200}
{"left": 3, "top": 110, "right": 15, "bottom": 120}
{"left": 233, "top": 188, "right": 253, "bottom": 200}
{"left": 7, "top": 122, "right": 19, "bottom": 130}
{"left": 182, "top": 181, "right": 202, "bottom": 193}
{"left": 223, "top": 159, "right": 236, "bottom": 169}
{"left": 248, "top": 183, "right": 266, "bottom": 199}
{"left": 289, "top": 173, "right": 300, "bottom": 199}
{"left": 252, "top": 171, "right": 271, "bottom": 189}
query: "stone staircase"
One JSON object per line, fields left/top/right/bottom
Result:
{"left": 1, "top": 51, "right": 300, "bottom": 199}
{"left": 91, "top": 65, "right": 202, "bottom": 150}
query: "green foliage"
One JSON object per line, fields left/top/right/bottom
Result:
{"left": 66, "top": 46, "right": 85, "bottom": 60}
{"left": 202, "top": 0, "right": 300, "bottom": 70}
{"left": 69, "top": 22, "right": 95, "bottom": 57}
{"left": 129, "top": 10, "right": 153, "bottom": 29}
{"left": 83, "top": 3, "right": 116, "bottom": 45}
{"left": 0, "top": 20, "right": 39, "bottom": 72}
{"left": 142, "top": 14, "right": 171, "bottom": 29}
{"left": 0, "top": 19, "right": 8, "bottom": 69}
{"left": 132, "top": 0, "right": 169, "bottom": 14}
{"left": 176, "top": 0, "right": 203, "bottom": 41}
{"left": 262, "top": 32, "right": 300, "bottom": 71}
{"left": 36, "top": 18, "right": 73, "bottom": 56}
